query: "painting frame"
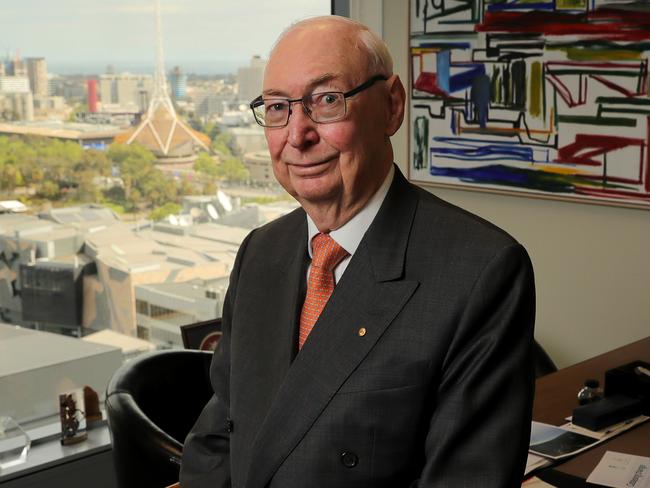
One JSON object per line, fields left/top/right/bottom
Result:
{"left": 407, "top": 0, "right": 650, "bottom": 211}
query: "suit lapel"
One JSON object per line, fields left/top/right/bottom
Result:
{"left": 230, "top": 211, "right": 308, "bottom": 485}
{"left": 244, "top": 169, "right": 420, "bottom": 488}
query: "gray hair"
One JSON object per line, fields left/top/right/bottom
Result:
{"left": 270, "top": 15, "right": 393, "bottom": 77}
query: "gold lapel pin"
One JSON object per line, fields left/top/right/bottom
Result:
{"left": 358, "top": 327, "right": 367, "bottom": 337}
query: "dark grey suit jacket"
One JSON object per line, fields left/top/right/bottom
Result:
{"left": 181, "top": 167, "right": 536, "bottom": 487}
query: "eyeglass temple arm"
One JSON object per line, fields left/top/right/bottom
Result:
{"left": 343, "top": 75, "right": 388, "bottom": 98}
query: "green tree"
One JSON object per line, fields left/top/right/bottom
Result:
{"left": 140, "top": 169, "right": 178, "bottom": 207}
{"left": 40, "top": 180, "right": 61, "bottom": 200}
{"left": 1, "top": 165, "right": 24, "bottom": 190}
{"left": 78, "top": 149, "right": 111, "bottom": 176}
{"left": 213, "top": 132, "right": 237, "bottom": 156}
{"left": 178, "top": 178, "right": 196, "bottom": 197}
{"left": 203, "top": 121, "right": 221, "bottom": 141}
{"left": 107, "top": 143, "right": 158, "bottom": 210}
{"left": 194, "top": 152, "right": 219, "bottom": 178}
{"left": 149, "top": 202, "right": 182, "bottom": 221}
{"left": 107, "top": 143, "right": 156, "bottom": 167}
{"left": 217, "top": 156, "right": 249, "bottom": 183}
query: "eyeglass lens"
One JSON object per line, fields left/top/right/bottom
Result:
{"left": 254, "top": 92, "right": 345, "bottom": 127}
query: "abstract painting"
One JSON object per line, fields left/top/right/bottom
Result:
{"left": 409, "top": 0, "right": 650, "bottom": 209}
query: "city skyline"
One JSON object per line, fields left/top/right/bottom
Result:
{"left": 2, "top": 0, "right": 330, "bottom": 75}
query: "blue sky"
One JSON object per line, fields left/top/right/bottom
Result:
{"left": 2, "top": 0, "right": 330, "bottom": 74}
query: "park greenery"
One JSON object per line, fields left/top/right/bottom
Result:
{"left": 0, "top": 131, "right": 250, "bottom": 221}
{"left": 192, "top": 131, "right": 250, "bottom": 194}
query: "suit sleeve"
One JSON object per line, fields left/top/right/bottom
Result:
{"left": 180, "top": 231, "right": 254, "bottom": 488}
{"left": 413, "top": 243, "right": 536, "bottom": 488}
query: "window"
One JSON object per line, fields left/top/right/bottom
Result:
{"left": 135, "top": 299, "right": 150, "bottom": 316}
{"left": 1, "top": 0, "right": 331, "bottom": 436}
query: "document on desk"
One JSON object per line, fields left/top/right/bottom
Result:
{"left": 529, "top": 421, "right": 599, "bottom": 460}
{"left": 524, "top": 453, "right": 552, "bottom": 476}
{"left": 529, "top": 416, "right": 650, "bottom": 461}
{"left": 586, "top": 451, "right": 650, "bottom": 488}
{"left": 522, "top": 476, "right": 557, "bottom": 487}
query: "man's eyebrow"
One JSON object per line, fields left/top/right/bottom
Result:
{"left": 263, "top": 73, "right": 341, "bottom": 97}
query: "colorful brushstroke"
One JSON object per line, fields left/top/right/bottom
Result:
{"left": 410, "top": 0, "right": 650, "bottom": 207}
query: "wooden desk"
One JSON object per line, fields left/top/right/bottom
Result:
{"left": 533, "top": 336, "right": 650, "bottom": 484}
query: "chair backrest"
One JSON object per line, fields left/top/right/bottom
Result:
{"left": 106, "top": 349, "right": 213, "bottom": 488}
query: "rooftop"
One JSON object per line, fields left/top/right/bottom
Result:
{"left": 0, "top": 121, "right": 124, "bottom": 140}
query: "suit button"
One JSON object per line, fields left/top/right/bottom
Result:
{"left": 340, "top": 451, "right": 358, "bottom": 468}
{"left": 226, "top": 418, "right": 234, "bottom": 433}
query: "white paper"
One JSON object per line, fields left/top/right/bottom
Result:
{"left": 522, "top": 477, "right": 557, "bottom": 487}
{"left": 586, "top": 451, "right": 650, "bottom": 488}
{"left": 525, "top": 453, "right": 552, "bottom": 476}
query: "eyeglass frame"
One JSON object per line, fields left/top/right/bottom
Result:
{"left": 249, "top": 74, "right": 388, "bottom": 128}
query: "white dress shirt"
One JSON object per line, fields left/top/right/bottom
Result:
{"left": 306, "top": 165, "right": 395, "bottom": 283}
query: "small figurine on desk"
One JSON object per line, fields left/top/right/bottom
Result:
{"left": 59, "top": 389, "right": 88, "bottom": 445}
{"left": 83, "top": 385, "right": 102, "bottom": 425}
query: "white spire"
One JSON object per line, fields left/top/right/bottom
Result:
{"left": 126, "top": 0, "right": 209, "bottom": 157}
{"left": 150, "top": 0, "right": 175, "bottom": 117}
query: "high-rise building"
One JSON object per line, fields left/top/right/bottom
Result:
{"left": 8, "top": 56, "right": 27, "bottom": 77}
{"left": 87, "top": 79, "right": 98, "bottom": 113}
{"left": 0, "top": 74, "right": 33, "bottom": 121}
{"left": 99, "top": 73, "right": 153, "bottom": 112}
{"left": 169, "top": 66, "right": 186, "bottom": 100}
{"left": 237, "top": 55, "right": 266, "bottom": 103}
{"left": 26, "top": 57, "right": 48, "bottom": 97}
{"left": 194, "top": 91, "right": 236, "bottom": 119}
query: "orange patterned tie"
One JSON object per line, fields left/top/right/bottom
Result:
{"left": 298, "top": 233, "right": 349, "bottom": 349}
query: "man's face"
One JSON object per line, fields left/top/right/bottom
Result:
{"left": 262, "top": 24, "right": 398, "bottom": 220}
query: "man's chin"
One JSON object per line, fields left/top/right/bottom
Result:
{"left": 292, "top": 182, "right": 340, "bottom": 207}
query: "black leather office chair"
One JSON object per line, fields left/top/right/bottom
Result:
{"left": 534, "top": 340, "right": 557, "bottom": 378}
{"left": 106, "top": 349, "right": 213, "bottom": 488}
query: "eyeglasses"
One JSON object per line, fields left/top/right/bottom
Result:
{"left": 250, "top": 75, "right": 388, "bottom": 128}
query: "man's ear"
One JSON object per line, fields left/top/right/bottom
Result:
{"left": 385, "top": 74, "right": 406, "bottom": 137}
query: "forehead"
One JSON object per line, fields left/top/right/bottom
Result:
{"left": 264, "top": 24, "right": 369, "bottom": 95}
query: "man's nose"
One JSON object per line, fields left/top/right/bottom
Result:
{"left": 287, "top": 102, "right": 319, "bottom": 149}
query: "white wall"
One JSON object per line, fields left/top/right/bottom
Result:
{"left": 351, "top": 0, "right": 650, "bottom": 368}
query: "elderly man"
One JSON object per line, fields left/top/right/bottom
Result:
{"left": 181, "top": 15, "right": 535, "bottom": 488}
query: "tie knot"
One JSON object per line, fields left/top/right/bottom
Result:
{"left": 311, "top": 233, "right": 349, "bottom": 273}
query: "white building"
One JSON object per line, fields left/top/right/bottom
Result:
{"left": 99, "top": 73, "right": 154, "bottom": 112}
{"left": 26, "top": 57, "right": 48, "bottom": 97}
{"left": 244, "top": 150, "right": 275, "bottom": 185}
{"left": 228, "top": 126, "right": 267, "bottom": 154}
{"left": 237, "top": 55, "right": 266, "bottom": 103}
{"left": 0, "top": 76, "right": 30, "bottom": 93}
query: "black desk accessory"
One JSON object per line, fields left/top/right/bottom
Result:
{"left": 604, "top": 360, "right": 650, "bottom": 415}
{"left": 572, "top": 394, "right": 643, "bottom": 431}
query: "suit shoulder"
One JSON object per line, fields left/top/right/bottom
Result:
{"left": 413, "top": 184, "right": 519, "bottom": 250}
{"left": 399, "top": 184, "right": 532, "bottom": 288}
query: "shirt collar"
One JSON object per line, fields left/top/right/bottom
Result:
{"left": 307, "top": 165, "right": 395, "bottom": 258}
